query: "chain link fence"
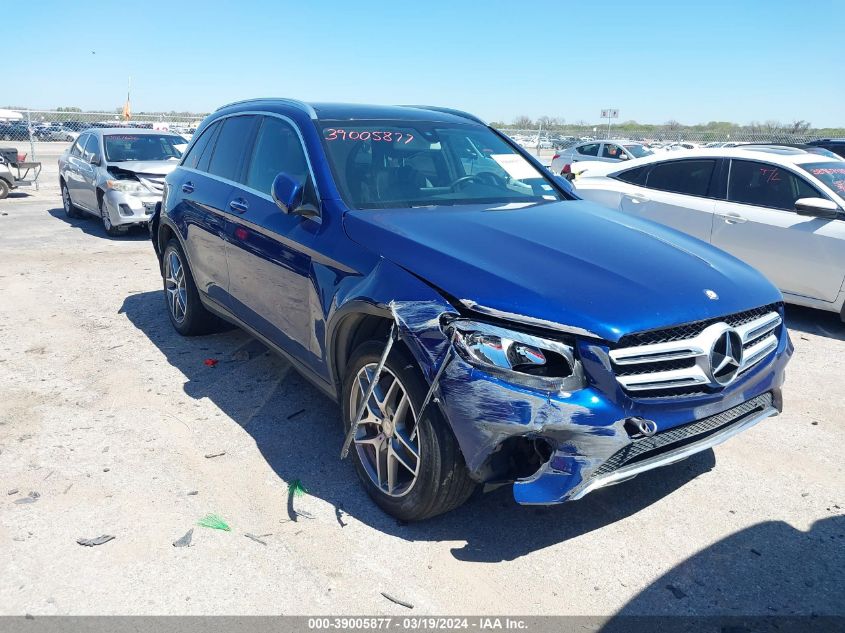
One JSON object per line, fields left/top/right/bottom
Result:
{"left": 0, "top": 109, "right": 837, "bottom": 187}
{"left": 0, "top": 109, "right": 205, "bottom": 143}
{"left": 496, "top": 127, "right": 821, "bottom": 150}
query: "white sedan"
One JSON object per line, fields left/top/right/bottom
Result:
{"left": 573, "top": 147, "right": 845, "bottom": 319}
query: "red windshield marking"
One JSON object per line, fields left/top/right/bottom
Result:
{"left": 809, "top": 167, "right": 845, "bottom": 176}
{"left": 324, "top": 129, "right": 414, "bottom": 144}
{"left": 759, "top": 167, "right": 781, "bottom": 183}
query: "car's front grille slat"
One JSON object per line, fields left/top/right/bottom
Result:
{"left": 610, "top": 304, "right": 782, "bottom": 398}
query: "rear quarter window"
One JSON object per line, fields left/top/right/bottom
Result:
{"left": 615, "top": 165, "right": 649, "bottom": 186}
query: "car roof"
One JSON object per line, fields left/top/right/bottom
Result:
{"left": 603, "top": 146, "right": 837, "bottom": 170}
{"left": 87, "top": 127, "right": 182, "bottom": 135}
{"left": 579, "top": 139, "right": 641, "bottom": 144}
{"left": 215, "top": 98, "right": 486, "bottom": 125}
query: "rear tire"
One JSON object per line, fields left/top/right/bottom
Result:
{"left": 162, "top": 238, "right": 219, "bottom": 336}
{"left": 0, "top": 179, "right": 9, "bottom": 200}
{"left": 341, "top": 341, "right": 476, "bottom": 521}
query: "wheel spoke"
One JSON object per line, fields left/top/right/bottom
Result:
{"left": 388, "top": 439, "right": 416, "bottom": 476}
{"left": 351, "top": 363, "right": 421, "bottom": 497}
{"left": 392, "top": 427, "right": 419, "bottom": 462}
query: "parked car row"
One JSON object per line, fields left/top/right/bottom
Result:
{"left": 131, "top": 99, "right": 792, "bottom": 521}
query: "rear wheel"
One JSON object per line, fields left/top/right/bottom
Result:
{"left": 0, "top": 179, "right": 9, "bottom": 200}
{"left": 162, "top": 238, "right": 219, "bottom": 336}
{"left": 342, "top": 341, "right": 476, "bottom": 521}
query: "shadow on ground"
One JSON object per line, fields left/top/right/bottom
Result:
{"left": 785, "top": 304, "right": 845, "bottom": 341}
{"left": 599, "top": 515, "right": 845, "bottom": 625}
{"left": 48, "top": 207, "right": 150, "bottom": 240}
{"left": 122, "top": 290, "right": 722, "bottom": 562}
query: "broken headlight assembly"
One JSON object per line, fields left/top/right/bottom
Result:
{"left": 105, "top": 179, "right": 150, "bottom": 194}
{"left": 446, "top": 319, "right": 586, "bottom": 392}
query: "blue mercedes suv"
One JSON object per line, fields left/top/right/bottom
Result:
{"left": 150, "top": 99, "right": 792, "bottom": 521}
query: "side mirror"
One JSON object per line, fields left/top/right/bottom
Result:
{"left": 271, "top": 172, "right": 319, "bottom": 218}
{"left": 619, "top": 154, "right": 629, "bottom": 160}
{"left": 90, "top": 154, "right": 102, "bottom": 166}
{"left": 795, "top": 197, "right": 840, "bottom": 219}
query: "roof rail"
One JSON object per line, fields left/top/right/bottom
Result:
{"left": 402, "top": 105, "right": 487, "bottom": 126}
{"left": 214, "top": 98, "right": 317, "bottom": 120}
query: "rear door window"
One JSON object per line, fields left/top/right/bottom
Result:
{"left": 646, "top": 159, "right": 716, "bottom": 197}
{"left": 207, "top": 116, "right": 259, "bottom": 182}
{"left": 576, "top": 143, "right": 600, "bottom": 157}
{"left": 728, "top": 160, "right": 821, "bottom": 210}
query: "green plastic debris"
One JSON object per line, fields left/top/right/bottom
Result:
{"left": 197, "top": 513, "right": 231, "bottom": 531}
{"left": 288, "top": 479, "right": 308, "bottom": 497}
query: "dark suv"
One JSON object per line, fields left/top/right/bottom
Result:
{"left": 150, "top": 99, "right": 791, "bottom": 521}
{"left": 806, "top": 138, "right": 845, "bottom": 159}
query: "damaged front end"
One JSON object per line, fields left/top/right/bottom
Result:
{"left": 379, "top": 299, "right": 789, "bottom": 506}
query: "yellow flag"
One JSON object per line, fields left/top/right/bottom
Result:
{"left": 122, "top": 98, "right": 131, "bottom": 121}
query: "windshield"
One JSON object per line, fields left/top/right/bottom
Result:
{"left": 319, "top": 121, "right": 565, "bottom": 209}
{"left": 104, "top": 134, "right": 184, "bottom": 162}
{"left": 803, "top": 162, "right": 845, "bottom": 197}
{"left": 624, "top": 144, "right": 653, "bottom": 158}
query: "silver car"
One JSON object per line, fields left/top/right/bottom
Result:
{"left": 550, "top": 140, "right": 653, "bottom": 177}
{"left": 58, "top": 128, "right": 187, "bottom": 235}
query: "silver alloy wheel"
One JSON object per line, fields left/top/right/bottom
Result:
{"left": 164, "top": 250, "right": 188, "bottom": 324}
{"left": 100, "top": 202, "right": 113, "bottom": 231}
{"left": 350, "top": 364, "right": 422, "bottom": 497}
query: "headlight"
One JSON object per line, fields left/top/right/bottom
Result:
{"left": 446, "top": 319, "right": 586, "bottom": 392}
{"left": 106, "top": 179, "right": 149, "bottom": 194}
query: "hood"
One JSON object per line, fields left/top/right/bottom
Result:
{"left": 105, "top": 160, "right": 178, "bottom": 176}
{"left": 343, "top": 201, "right": 782, "bottom": 342}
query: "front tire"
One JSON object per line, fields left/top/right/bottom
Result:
{"left": 0, "top": 179, "right": 9, "bottom": 200}
{"left": 342, "top": 341, "right": 476, "bottom": 521}
{"left": 61, "top": 182, "right": 81, "bottom": 217}
{"left": 99, "top": 196, "right": 126, "bottom": 236}
{"left": 162, "top": 238, "right": 218, "bottom": 336}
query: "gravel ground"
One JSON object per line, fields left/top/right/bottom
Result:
{"left": 0, "top": 144, "right": 843, "bottom": 616}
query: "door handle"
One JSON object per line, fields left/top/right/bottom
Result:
{"left": 719, "top": 212, "right": 747, "bottom": 224}
{"left": 181, "top": 182, "right": 195, "bottom": 194}
{"left": 625, "top": 193, "right": 649, "bottom": 204}
{"left": 229, "top": 198, "right": 249, "bottom": 214}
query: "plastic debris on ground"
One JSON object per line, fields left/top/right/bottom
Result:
{"left": 197, "top": 514, "right": 231, "bottom": 531}
{"left": 77, "top": 535, "right": 115, "bottom": 547}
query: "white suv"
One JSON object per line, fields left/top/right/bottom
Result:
{"left": 573, "top": 146, "right": 845, "bottom": 319}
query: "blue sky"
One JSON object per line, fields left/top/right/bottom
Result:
{"left": 10, "top": 0, "right": 843, "bottom": 126}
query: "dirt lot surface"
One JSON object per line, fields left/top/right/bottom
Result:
{"left": 1, "top": 144, "right": 844, "bottom": 616}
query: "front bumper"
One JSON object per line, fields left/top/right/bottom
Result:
{"left": 103, "top": 190, "right": 159, "bottom": 227}
{"left": 431, "top": 321, "right": 792, "bottom": 506}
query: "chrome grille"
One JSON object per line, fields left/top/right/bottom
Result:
{"left": 138, "top": 174, "right": 165, "bottom": 193}
{"left": 610, "top": 308, "right": 782, "bottom": 396}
